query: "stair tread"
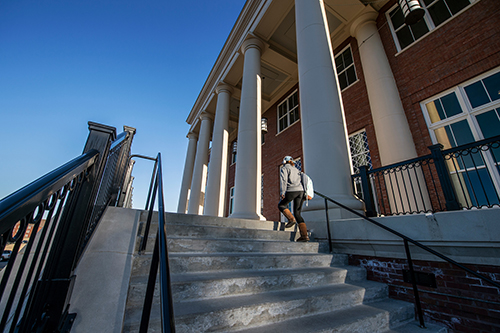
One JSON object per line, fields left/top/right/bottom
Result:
{"left": 173, "top": 280, "right": 387, "bottom": 316}
{"left": 129, "top": 266, "right": 365, "bottom": 284}
{"left": 233, "top": 299, "right": 413, "bottom": 333}
{"left": 169, "top": 252, "right": 338, "bottom": 258}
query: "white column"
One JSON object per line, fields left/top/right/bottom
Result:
{"left": 230, "top": 37, "right": 265, "bottom": 221}
{"left": 177, "top": 132, "right": 198, "bottom": 213}
{"left": 350, "top": 11, "right": 417, "bottom": 165}
{"left": 295, "top": 0, "right": 363, "bottom": 219}
{"left": 187, "top": 113, "right": 213, "bottom": 215}
{"left": 204, "top": 84, "right": 233, "bottom": 216}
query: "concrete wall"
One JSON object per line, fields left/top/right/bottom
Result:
{"left": 69, "top": 207, "right": 140, "bottom": 333}
{"left": 307, "top": 208, "right": 500, "bottom": 266}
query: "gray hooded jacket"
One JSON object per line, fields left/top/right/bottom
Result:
{"left": 280, "top": 163, "right": 304, "bottom": 196}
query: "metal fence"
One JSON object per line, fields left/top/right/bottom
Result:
{"left": 0, "top": 122, "right": 135, "bottom": 332}
{"left": 352, "top": 135, "right": 500, "bottom": 216}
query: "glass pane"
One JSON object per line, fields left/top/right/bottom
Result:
{"left": 428, "top": 0, "right": 452, "bottom": 27}
{"left": 446, "top": 0, "right": 470, "bottom": 15}
{"left": 346, "top": 66, "right": 357, "bottom": 86}
{"left": 396, "top": 26, "right": 414, "bottom": 49}
{"left": 483, "top": 72, "right": 500, "bottom": 102}
{"left": 423, "top": 0, "right": 435, "bottom": 6}
{"left": 462, "top": 168, "right": 499, "bottom": 206}
{"left": 339, "top": 72, "right": 347, "bottom": 90}
{"left": 464, "top": 81, "right": 490, "bottom": 108}
{"left": 426, "top": 99, "right": 446, "bottom": 123}
{"left": 279, "top": 117, "right": 287, "bottom": 132}
{"left": 278, "top": 103, "right": 286, "bottom": 118}
{"left": 344, "top": 48, "right": 353, "bottom": 66}
{"left": 335, "top": 55, "right": 344, "bottom": 72}
{"left": 390, "top": 7, "right": 405, "bottom": 29}
{"left": 441, "top": 92, "right": 462, "bottom": 118}
{"left": 476, "top": 109, "right": 500, "bottom": 139}
{"left": 289, "top": 92, "right": 298, "bottom": 109}
{"left": 410, "top": 19, "right": 430, "bottom": 40}
{"left": 450, "top": 120, "right": 475, "bottom": 146}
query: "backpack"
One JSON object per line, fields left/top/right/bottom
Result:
{"left": 302, "top": 173, "right": 314, "bottom": 203}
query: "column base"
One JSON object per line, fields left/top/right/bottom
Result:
{"left": 302, "top": 194, "right": 365, "bottom": 221}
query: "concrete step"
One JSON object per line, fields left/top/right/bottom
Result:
{"left": 142, "top": 211, "right": 288, "bottom": 231}
{"left": 131, "top": 252, "right": 348, "bottom": 276}
{"left": 126, "top": 266, "right": 367, "bottom": 306}
{"left": 138, "top": 235, "right": 320, "bottom": 254}
{"left": 171, "top": 280, "right": 388, "bottom": 332}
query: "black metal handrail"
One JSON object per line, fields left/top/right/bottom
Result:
{"left": 316, "top": 190, "right": 500, "bottom": 328}
{"left": 139, "top": 153, "right": 176, "bottom": 333}
{"left": 0, "top": 122, "right": 136, "bottom": 332}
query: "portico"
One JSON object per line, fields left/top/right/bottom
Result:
{"left": 179, "top": 0, "right": 416, "bottom": 220}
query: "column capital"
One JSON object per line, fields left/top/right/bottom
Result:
{"left": 216, "top": 83, "right": 234, "bottom": 95}
{"left": 199, "top": 111, "right": 214, "bottom": 122}
{"left": 187, "top": 131, "right": 198, "bottom": 140}
{"left": 349, "top": 10, "right": 379, "bottom": 38}
{"left": 240, "top": 37, "right": 264, "bottom": 54}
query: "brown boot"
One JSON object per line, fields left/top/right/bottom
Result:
{"left": 282, "top": 209, "right": 296, "bottom": 228}
{"left": 297, "top": 223, "right": 310, "bottom": 242}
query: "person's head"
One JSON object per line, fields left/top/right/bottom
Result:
{"left": 283, "top": 156, "right": 294, "bottom": 165}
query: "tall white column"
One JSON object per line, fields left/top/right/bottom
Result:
{"left": 177, "top": 132, "right": 198, "bottom": 213}
{"left": 350, "top": 11, "right": 417, "bottom": 165}
{"left": 230, "top": 38, "right": 265, "bottom": 221}
{"left": 295, "top": 0, "right": 364, "bottom": 219}
{"left": 204, "top": 84, "right": 233, "bottom": 216}
{"left": 187, "top": 113, "right": 213, "bottom": 215}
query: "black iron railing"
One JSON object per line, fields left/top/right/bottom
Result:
{"left": 352, "top": 135, "right": 500, "bottom": 216}
{"left": 137, "top": 153, "right": 176, "bottom": 333}
{"left": 0, "top": 122, "right": 136, "bottom": 332}
{"left": 316, "top": 190, "right": 500, "bottom": 328}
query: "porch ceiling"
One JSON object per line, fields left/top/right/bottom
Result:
{"left": 188, "top": 0, "right": 389, "bottom": 132}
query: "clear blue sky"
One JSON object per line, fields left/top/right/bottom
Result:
{"left": 0, "top": 0, "right": 246, "bottom": 212}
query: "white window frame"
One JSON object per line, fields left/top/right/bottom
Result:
{"left": 335, "top": 45, "right": 358, "bottom": 91}
{"left": 277, "top": 90, "right": 300, "bottom": 134}
{"left": 386, "top": 0, "right": 478, "bottom": 53}
{"left": 229, "top": 187, "right": 235, "bottom": 215}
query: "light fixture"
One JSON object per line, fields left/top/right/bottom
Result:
{"left": 261, "top": 118, "right": 268, "bottom": 134}
{"left": 398, "top": 0, "right": 425, "bottom": 25}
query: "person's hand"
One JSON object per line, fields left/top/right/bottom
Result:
{"left": 281, "top": 194, "right": 285, "bottom": 199}
{"left": 307, "top": 195, "right": 312, "bottom": 200}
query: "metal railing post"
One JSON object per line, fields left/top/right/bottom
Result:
{"left": 324, "top": 198, "right": 333, "bottom": 253}
{"left": 359, "top": 165, "right": 377, "bottom": 217}
{"left": 404, "top": 240, "right": 426, "bottom": 328}
{"left": 428, "top": 144, "right": 461, "bottom": 211}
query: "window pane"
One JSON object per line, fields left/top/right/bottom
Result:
{"left": 390, "top": 7, "right": 405, "bottom": 29}
{"left": 441, "top": 92, "right": 462, "bottom": 118}
{"left": 279, "top": 117, "right": 287, "bottom": 132}
{"left": 335, "top": 55, "right": 344, "bottom": 72}
{"left": 428, "top": 0, "right": 452, "bottom": 27}
{"left": 396, "top": 26, "right": 415, "bottom": 49}
{"left": 278, "top": 103, "right": 286, "bottom": 118}
{"left": 465, "top": 81, "right": 490, "bottom": 108}
{"left": 343, "top": 48, "right": 353, "bottom": 66}
{"left": 450, "top": 120, "right": 475, "bottom": 146}
{"left": 289, "top": 92, "right": 298, "bottom": 109}
{"left": 476, "top": 109, "right": 500, "bottom": 139}
{"left": 483, "top": 72, "right": 500, "bottom": 103}
{"left": 423, "top": 0, "right": 435, "bottom": 6}
{"left": 346, "top": 66, "right": 357, "bottom": 86}
{"left": 339, "top": 72, "right": 348, "bottom": 90}
{"left": 446, "top": 0, "right": 470, "bottom": 15}
{"left": 426, "top": 99, "right": 446, "bottom": 123}
{"left": 410, "top": 19, "right": 430, "bottom": 40}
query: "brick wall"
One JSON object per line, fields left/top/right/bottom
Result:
{"left": 378, "top": 0, "right": 500, "bottom": 156}
{"left": 349, "top": 254, "right": 500, "bottom": 332}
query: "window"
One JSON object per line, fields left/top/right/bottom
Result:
{"left": 421, "top": 68, "right": 500, "bottom": 206}
{"left": 229, "top": 187, "right": 235, "bottom": 215}
{"left": 348, "top": 130, "right": 372, "bottom": 174}
{"left": 335, "top": 46, "right": 358, "bottom": 90}
{"left": 277, "top": 90, "right": 299, "bottom": 133}
{"left": 387, "top": 0, "right": 474, "bottom": 51}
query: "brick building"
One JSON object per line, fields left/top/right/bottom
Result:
{"left": 178, "top": 0, "right": 500, "bottom": 331}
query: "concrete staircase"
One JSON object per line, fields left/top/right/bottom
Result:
{"left": 122, "top": 212, "right": 446, "bottom": 332}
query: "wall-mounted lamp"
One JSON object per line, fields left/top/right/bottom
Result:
{"left": 261, "top": 118, "right": 268, "bottom": 134}
{"left": 398, "top": 0, "right": 425, "bottom": 25}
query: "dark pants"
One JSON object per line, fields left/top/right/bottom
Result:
{"left": 278, "top": 191, "right": 305, "bottom": 223}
